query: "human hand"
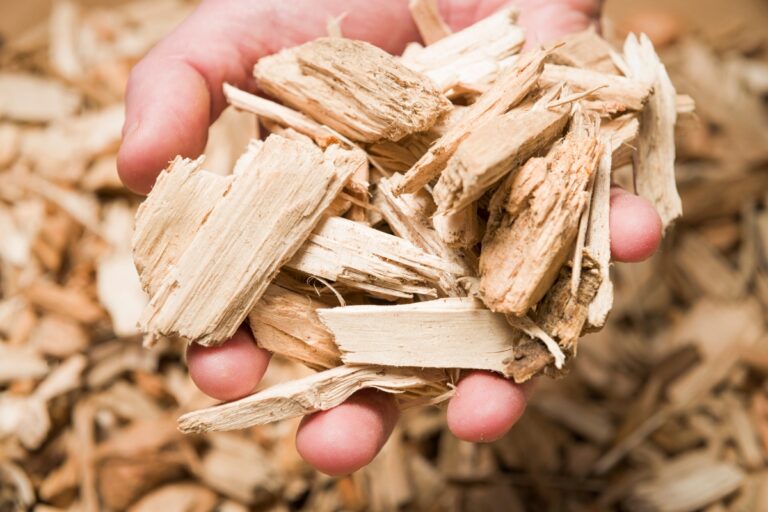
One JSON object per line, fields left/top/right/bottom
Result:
{"left": 118, "top": 0, "right": 662, "bottom": 476}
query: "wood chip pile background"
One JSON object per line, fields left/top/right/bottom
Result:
{"left": 1, "top": 0, "right": 768, "bottom": 510}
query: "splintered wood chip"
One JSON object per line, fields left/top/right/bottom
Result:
{"left": 254, "top": 38, "right": 451, "bottom": 143}
{"left": 135, "top": 135, "right": 358, "bottom": 345}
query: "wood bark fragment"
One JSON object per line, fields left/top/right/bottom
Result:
{"left": 623, "top": 33, "right": 683, "bottom": 231}
{"left": 408, "top": 0, "right": 451, "bottom": 45}
{"left": 395, "top": 48, "right": 548, "bottom": 195}
{"left": 479, "top": 111, "right": 602, "bottom": 315}
{"left": 178, "top": 366, "right": 446, "bottom": 433}
{"left": 433, "top": 101, "right": 570, "bottom": 214}
{"left": 254, "top": 38, "right": 451, "bottom": 143}
{"left": 135, "top": 135, "right": 357, "bottom": 346}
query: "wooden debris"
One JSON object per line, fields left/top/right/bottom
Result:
{"left": 408, "top": 0, "right": 451, "bottom": 45}
{"left": 318, "top": 298, "right": 519, "bottom": 374}
{"left": 286, "top": 216, "right": 463, "bottom": 300}
{"left": 135, "top": 136, "right": 358, "bottom": 345}
{"left": 432, "top": 100, "right": 570, "bottom": 214}
{"left": 376, "top": 174, "right": 473, "bottom": 296}
{"left": 550, "top": 28, "right": 620, "bottom": 74}
{"left": 623, "top": 33, "right": 683, "bottom": 231}
{"left": 401, "top": 8, "right": 524, "bottom": 94}
{"left": 395, "top": 48, "right": 547, "bottom": 195}
{"left": 0, "top": 72, "right": 80, "bottom": 122}
{"left": 586, "top": 141, "right": 614, "bottom": 328}
{"left": 479, "top": 111, "right": 602, "bottom": 315}
{"left": 433, "top": 204, "right": 482, "bottom": 249}
{"left": 254, "top": 38, "right": 451, "bottom": 143}
{"left": 247, "top": 284, "right": 340, "bottom": 371}
{"left": 178, "top": 366, "right": 447, "bottom": 433}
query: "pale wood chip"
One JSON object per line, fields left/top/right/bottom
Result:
{"left": 254, "top": 38, "right": 451, "bottom": 143}
{"left": 623, "top": 33, "right": 682, "bottom": 231}
{"left": 135, "top": 135, "right": 357, "bottom": 345}
{"left": 396, "top": 48, "right": 548, "bottom": 195}
{"left": 408, "top": 0, "right": 452, "bottom": 45}
{"left": 178, "top": 366, "right": 445, "bottom": 433}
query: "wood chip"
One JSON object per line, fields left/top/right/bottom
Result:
{"left": 479, "top": 111, "right": 602, "bottom": 315}
{"left": 254, "top": 38, "right": 451, "bottom": 143}
{"left": 178, "top": 366, "right": 446, "bottom": 433}
{"left": 408, "top": 0, "right": 451, "bottom": 45}
{"left": 624, "top": 33, "right": 682, "bottom": 231}
{"left": 395, "top": 48, "right": 548, "bottom": 195}
{"left": 135, "top": 135, "right": 357, "bottom": 345}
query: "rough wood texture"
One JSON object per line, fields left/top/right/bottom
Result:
{"left": 286, "top": 216, "right": 465, "bottom": 300}
{"left": 507, "top": 261, "right": 601, "bottom": 382}
{"left": 395, "top": 48, "right": 547, "bottom": 195}
{"left": 319, "top": 298, "right": 519, "bottom": 374}
{"left": 134, "top": 135, "right": 357, "bottom": 346}
{"left": 178, "top": 366, "right": 446, "bottom": 433}
{"left": 586, "top": 141, "right": 614, "bottom": 328}
{"left": 601, "top": 113, "right": 639, "bottom": 169}
{"left": 408, "top": 0, "right": 451, "bottom": 45}
{"left": 550, "top": 28, "right": 620, "bottom": 74}
{"left": 254, "top": 38, "right": 451, "bottom": 143}
{"left": 479, "top": 112, "right": 602, "bottom": 315}
{"left": 401, "top": 8, "right": 524, "bottom": 95}
{"left": 540, "top": 63, "right": 651, "bottom": 114}
{"left": 433, "top": 204, "right": 482, "bottom": 249}
{"left": 376, "top": 174, "right": 474, "bottom": 296}
{"left": 223, "top": 83, "right": 337, "bottom": 147}
{"left": 624, "top": 33, "right": 683, "bottom": 231}
{"left": 433, "top": 102, "right": 570, "bottom": 214}
{"left": 247, "top": 284, "right": 339, "bottom": 371}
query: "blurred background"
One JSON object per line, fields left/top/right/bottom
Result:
{"left": 1, "top": 0, "right": 768, "bottom": 511}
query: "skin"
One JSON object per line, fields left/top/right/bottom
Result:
{"left": 120, "top": 0, "right": 662, "bottom": 475}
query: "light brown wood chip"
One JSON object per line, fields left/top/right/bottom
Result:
{"left": 135, "top": 135, "right": 357, "bottom": 346}
{"left": 408, "top": 0, "right": 452, "bottom": 45}
{"left": 401, "top": 8, "right": 523, "bottom": 94}
{"left": 540, "top": 63, "right": 651, "bottom": 114}
{"left": 286, "top": 216, "right": 465, "bottom": 300}
{"left": 178, "top": 366, "right": 445, "bottom": 433}
{"left": 479, "top": 111, "right": 602, "bottom": 315}
{"left": 395, "top": 48, "right": 548, "bottom": 195}
{"left": 433, "top": 102, "right": 570, "bottom": 214}
{"left": 319, "top": 298, "right": 520, "bottom": 373}
{"left": 623, "top": 33, "right": 682, "bottom": 231}
{"left": 247, "top": 284, "right": 340, "bottom": 371}
{"left": 254, "top": 38, "right": 451, "bottom": 143}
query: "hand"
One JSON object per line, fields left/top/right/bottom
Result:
{"left": 118, "top": 0, "right": 662, "bottom": 476}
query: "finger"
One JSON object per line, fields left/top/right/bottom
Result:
{"left": 517, "top": 0, "right": 601, "bottom": 49}
{"left": 295, "top": 390, "right": 399, "bottom": 476}
{"left": 186, "top": 326, "right": 271, "bottom": 401}
{"left": 447, "top": 370, "right": 528, "bottom": 442}
{"left": 609, "top": 187, "right": 663, "bottom": 262}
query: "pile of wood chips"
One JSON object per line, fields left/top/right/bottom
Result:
{"left": 1, "top": 0, "right": 768, "bottom": 510}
